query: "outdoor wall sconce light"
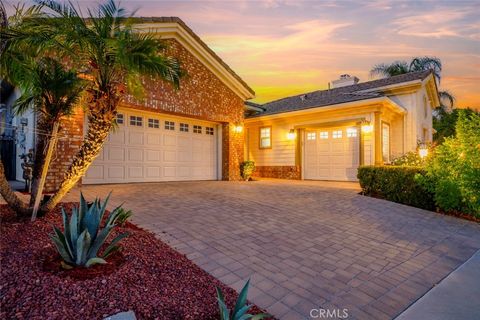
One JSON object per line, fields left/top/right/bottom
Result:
{"left": 234, "top": 124, "right": 243, "bottom": 133}
{"left": 361, "top": 120, "right": 373, "bottom": 133}
{"left": 418, "top": 144, "right": 429, "bottom": 158}
{"left": 287, "top": 129, "right": 296, "bottom": 140}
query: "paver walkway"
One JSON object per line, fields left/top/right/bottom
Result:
{"left": 58, "top": 180, "right": 480, "bottom": 319}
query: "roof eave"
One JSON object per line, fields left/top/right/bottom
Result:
{"left": 423, "top": 73, "right": 441, "bottom": 108}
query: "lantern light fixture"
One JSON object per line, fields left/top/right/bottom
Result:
{"left": 234, "top": 124, "right": 243, "bottom": 133}
{"left": 287, "top": 129, "right": 296, "bottom": 140}
{"left": 418, "top": 144, "right": 428, "bottom": 159}
{"left": 361, "top": 120, "right": 373, "bottom": 133}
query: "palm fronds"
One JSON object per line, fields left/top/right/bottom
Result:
{"left": 370, "top": 61, "right": 409, "bottom": 78}
{"left": 410, "top": 56, "right": 442, "bottom": 83}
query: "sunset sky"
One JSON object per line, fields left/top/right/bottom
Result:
{"left": 7, "top": 0, "right": 480, "bottom": 109}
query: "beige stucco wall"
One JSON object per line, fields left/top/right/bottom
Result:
{"left": 386, "top": 82, "right": 434, "bottom": 153}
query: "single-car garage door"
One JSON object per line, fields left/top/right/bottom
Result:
{"left": 304, "top": 126, "right": 360, "bottom": 181}
{"left": 84, "top": 109, "right": 218, "bottom": 184}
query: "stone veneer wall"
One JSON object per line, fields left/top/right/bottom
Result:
{"left": 45, "top": 38, "right": 246, "bottom": 191}
{"left": 253, "top": 166, "right": 301, "bottom": 180}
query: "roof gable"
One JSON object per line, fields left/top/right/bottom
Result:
{"left": 133, "top": 17, "right": 254, "bottom": 100}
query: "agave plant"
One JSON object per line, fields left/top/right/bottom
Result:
{"left": 50, "top": 193, "right": 128, "bottom": 268}
{"left": 216, "top": 279, "right": 270, "bottom": 320}
{"left": 115, "top": 207, "right": 133, "bottom": 226}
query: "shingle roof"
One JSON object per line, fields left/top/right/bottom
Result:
{"left": 133, "top": 17, "right": 255, "bottom": 96}
{"left": 248, "top": 70, "right": 433, "bottom": 118}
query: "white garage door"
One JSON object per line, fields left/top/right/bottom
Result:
{"left": 304, "top": 126, "right": 360, "bottom": 181}
{"left": 84, "top": 109, "right": 218, "bottom": 184}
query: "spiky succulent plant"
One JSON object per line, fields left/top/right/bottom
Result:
{"left": 50, "top": 192, "right": 128, "bottom": 268}
{"left": 216, "top": 279, "right": 270, "bottom": 320}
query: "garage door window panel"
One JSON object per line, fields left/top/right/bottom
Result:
{"left": 148, "top": 118, "right": 160, "bottom": 128}
{"left": 347, "top": 128, "right": 357, "bottom": 137}
{"left": 116, "top": 113, "right": 124, "bottom": 125}
{"left": 259, "top": 127, "right": 272, "bottom": 149}
{"left": 165, "top": 121, "right": 175, "bottom": 130}
{"left": 206, "top": 127, "right": 214, "bottom": 135}
{"left": 333, "top": 130, "right": 342, "bottom": 138}
{"left": 193, "top": 125, "right": 202, "bottom": 134}
{"left": 130, "top": 116, "right": 143, "bottom": 127}
{"left": 180, "top": 123, "right": 189, "bottom": 132}
{"left": 320, "top": 132, "right": 328, "bottom": 139}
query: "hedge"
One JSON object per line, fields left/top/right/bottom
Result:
{"left": 357, "top": 166, "right": 435, "bottom": 211}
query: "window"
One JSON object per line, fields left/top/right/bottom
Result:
{"left": 206, "top": 127, "right": 214, "bottom": 135}
{"left": 423, "top": 128, "right": 429, "bottom": 142}
{"left": 193, "top": 125, "right": 202, "bottom": 134}
{"left": 307, "top": 132, "right": 316, "bottom": 140}
{"left": 346, "top": 128, "right": 357, "bottom": 138}
{"left": 320, "top": 132, "right": 328, "bottom": 139}
{"left": 424, "top": 96, "right": 428, "bottom": 119}
{"left": 332, "top": 130, "right": 342, "bottom": 139}
{"left": 382, "top": 123, "right": 390, "bottom": 163}
{"left": 130, "top": 116, "right": 142, "bottom": 126}
{"left": 259, "top": 127, "right": 271, "bottom": 149}
{"left": 116, "top": 113, "right": 124, "bottom": 125}
{"left": 148, "top": 118, "right": 160, "bottom": 128}
{"left": 180, "top": 123, "right": 189, "bottom": 132}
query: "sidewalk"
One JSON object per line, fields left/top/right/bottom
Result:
{"left": 396, "top": 249, "right": 480, "bottom": 320}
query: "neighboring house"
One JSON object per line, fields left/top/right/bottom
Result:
{"left": 0, "top": 82, "right": 35, "bottom": 182}
{"left": 244, "top": 71, "right": 439, "bottom": 181}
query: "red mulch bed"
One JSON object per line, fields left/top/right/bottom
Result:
{"left": 0, "top": 203, "right": 268, "bottom": 319}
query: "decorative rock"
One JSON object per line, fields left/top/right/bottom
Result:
{"left": 104, "top": 310, "right": 136, "bottom": 320}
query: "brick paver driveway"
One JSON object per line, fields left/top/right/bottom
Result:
{"left": 65, "top": 180, "right": 480, "bottom": 320}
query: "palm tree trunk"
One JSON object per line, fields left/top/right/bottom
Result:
{"left": 28, "top": 121, "right": 50, "bottom": 207}
{"left": 40, "top": 112, "right": 114, "bottom": 213}
{"left": 0, "top": 160, "right": 29, "bottom": 215}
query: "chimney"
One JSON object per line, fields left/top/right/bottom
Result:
{"left": 330, "top": 74, "right": 359, "bottom": 89}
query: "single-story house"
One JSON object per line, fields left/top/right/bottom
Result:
{"left": 244, "top": 71, "right": 439, "bottom": 181}
{"left": 1, "top": 17, "right": 439, "bottom": 190}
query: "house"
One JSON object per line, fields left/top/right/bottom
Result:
{"left": 244, "top": 71, "right": 439, "bottom": 181}
{"left": 2, "top": 17, "right": 439, "bottom": 190}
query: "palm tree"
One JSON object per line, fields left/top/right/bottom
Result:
{"left": 370, "top": 56, "right": 454, "bottom": 113}
{"left": 1, "top": 25, "right": 84, "bottom": 213}
{"left": 23, "top": 0, "right": 182, "bottom": 213}
{"left": 370, "top": 61, "right": 410, "bottom": 78}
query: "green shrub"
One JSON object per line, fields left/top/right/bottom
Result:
{"left": 50, "top": 193, "right": 129, "bottom": 268}
{"left": 418, "top": 110, "right": 480, "bottom": 216}
{"left": 357, "top": 166, "right": 435, "bottom": 210}
{"left": 216, "top": 279, "right": 270, "bottom": 320}
{"left": 391, "top": 151, "right": 424, "bottom": 166}
{"left": 240, "top": 161, "right": 255, "bottom": 181}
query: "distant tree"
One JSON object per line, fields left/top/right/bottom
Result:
{"left": 433, "top": 108, "right": 480, "bottom": 144}
{"left": 370, "top": 56, "right": 454, "bottom": 113}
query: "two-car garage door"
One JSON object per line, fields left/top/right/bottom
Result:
{"left": 84, "top": 110, "right": 217, "bottom": 184}
{"left": 304, "top": 126, "right": 360, "bottom": 181}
